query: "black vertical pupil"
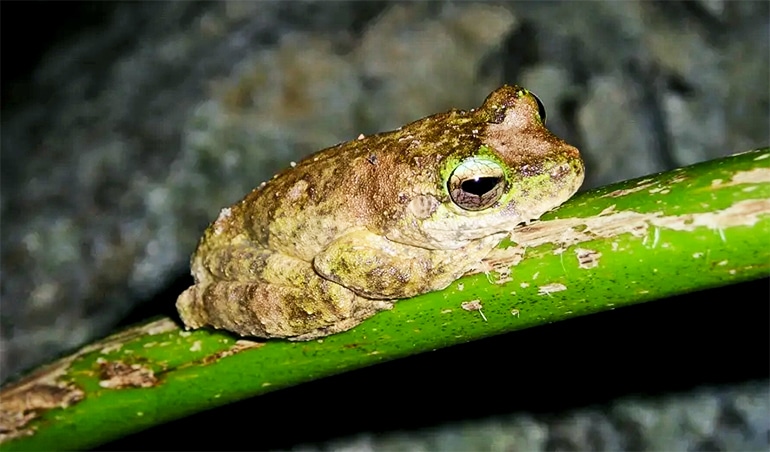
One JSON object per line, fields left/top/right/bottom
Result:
{"left": 461, "top": 177, "right": 500, "bottom": 196}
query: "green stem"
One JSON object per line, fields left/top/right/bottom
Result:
{"left": 2, "top": 148, "right": 769, "bottom": 451}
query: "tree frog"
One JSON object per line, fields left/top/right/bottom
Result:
{"left": 176, "top": 85, "right": 584, "bottom": 340}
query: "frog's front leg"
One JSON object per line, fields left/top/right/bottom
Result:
{"left": 314, "top": 229, "right": 506, "bottom": 299}
{"left": 176, "top": 247, "right": 393, "bottom": 340}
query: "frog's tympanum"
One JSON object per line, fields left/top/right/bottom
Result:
{"left": 176, "top": 85, "right": 584, "bottom": 340}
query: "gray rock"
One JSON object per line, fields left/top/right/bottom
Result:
{"left": 1, "top": 0, "right": 767, "bottom": 447}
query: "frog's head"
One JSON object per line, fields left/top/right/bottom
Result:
{"left": 387, "top": 85, "right": 584, "bottom": 249}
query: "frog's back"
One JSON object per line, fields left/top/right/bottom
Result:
{"left": 209, "top": 108, "right": 480, "bottom": 262}
{"left": 228, "top": 131, "right": 401, "bottom": 261}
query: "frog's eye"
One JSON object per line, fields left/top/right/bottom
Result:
{"left": 448, "top": 157, "right": 507, "bottom": 211}
{"left": 530, "top": 92, "right": 547, "bottom": 124}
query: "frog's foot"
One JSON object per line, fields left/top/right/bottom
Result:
{"left": 176, "top": 253, "right": 395, "bottom": 339}
{"left": 176, "top": 285, "right": 208, "bottom": 330}
{"left": 289, "top": 298, "right": 394, "bottom": 341}
{"left": 176, "top": 279, "right": 348, "bottom": 338}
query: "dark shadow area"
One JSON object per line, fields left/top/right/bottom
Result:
{"left": 1, "top": 1, "right": 116, "bottom": 107}
{"left": 98, "top": 277, "right": 769, "bottom": 451}
{"left": 114, "top": 272, "right": 194, "bottom": 330}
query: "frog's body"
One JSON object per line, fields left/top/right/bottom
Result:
{"left": 176, "top": 85, "right": 584, "bottom": 339}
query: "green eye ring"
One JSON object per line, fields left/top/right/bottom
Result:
{"left": 447, "top": 157, "right": 507, "bottom": 211}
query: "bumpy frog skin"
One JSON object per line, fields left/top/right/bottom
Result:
{"left": 176, "top": 85, "right": 584, "bottom": 340}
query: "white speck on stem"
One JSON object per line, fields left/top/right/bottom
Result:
{"left": 538, "top": 283, "right": 567, "bottom": 295}
{"left": 461, "top": 300, "right": 487, "bottom": 321}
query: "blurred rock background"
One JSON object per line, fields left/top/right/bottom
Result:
{"left": 2, "top": 1, "right": 768, "bottom": 450}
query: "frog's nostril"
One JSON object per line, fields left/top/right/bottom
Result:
{"left": 549, "top": 163, "right": 570, "bottom": 180}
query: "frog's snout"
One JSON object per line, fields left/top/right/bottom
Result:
{"left": 551, "top": 144, "right": 584, "bottom": 188}
{"left": 524, "top": 145, "right": 584, "bottom": 203}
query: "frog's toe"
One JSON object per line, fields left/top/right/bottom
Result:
{"left": 176, "top": 285, "right": 207, "bottom": 330}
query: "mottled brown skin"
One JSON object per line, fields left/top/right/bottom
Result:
{"left": 176, "top": 85, "right": 584, "bottom": 339}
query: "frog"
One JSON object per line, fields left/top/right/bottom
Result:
{"left": 176, "top": 85, "right": 584, "bottom": 340}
